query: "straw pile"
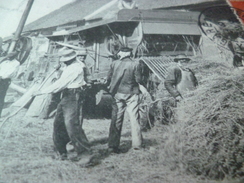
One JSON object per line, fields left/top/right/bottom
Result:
{"left": 158, "top": 58, "right": 244, "bottom": 180}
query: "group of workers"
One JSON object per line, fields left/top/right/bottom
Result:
{"left": 36, "top": 47, "right": 147, "bottom": 161}
{"left": 0, "top": 45, "right": 198, "bottom": 164}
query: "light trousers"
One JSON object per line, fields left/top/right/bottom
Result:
{"left": 108, "top": 93, "right": 142, "bottom": 149}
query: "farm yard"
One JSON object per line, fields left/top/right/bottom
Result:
{"left": 1, "top": 57, "right": 244, "bottom": 183}
{"left": 1, "top": 1, "right": 244, "bottom": 182}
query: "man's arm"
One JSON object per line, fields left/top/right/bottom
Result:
{"left": 105, "top": 62, "right": 114, "bottom": 87}
{"left": 164, "top": 67, "right": 182, "bottom": 98}
{"left": 0, "top": 60, "right": 20, "bottom": 79}
{"left": 134, "top": 61, "right": 144, "bottom": 86}
{"left": 188, "top": 68, "right": 198, "bottom": 87}
{"left": 40, "top": 64, "right": 81, "bottom": 94}
{"left": 83, "top": 66, "right": 92, "bottom": 84}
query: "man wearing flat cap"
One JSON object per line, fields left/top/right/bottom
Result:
{"left": 0, "top": 51, "right": 20, "bottom": 117}
{"left": 36, "top": 49, "right": 91, "bottom": 161}
{"left": 105, "top": 46, "right": 143, "bottom": 153}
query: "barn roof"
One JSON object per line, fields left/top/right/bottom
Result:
{"left": 24, "top": 0, "right": 227, "bottom": 32}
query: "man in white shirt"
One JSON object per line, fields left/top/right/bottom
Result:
{"left": 0, "top": 52, "right": 20, "bottom": 117}
{"left": 36, "top": 49, "right": 91, "bottom": 161}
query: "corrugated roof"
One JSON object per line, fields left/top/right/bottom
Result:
{"left": 65, "top": 9, "right": 201, "bottom": 36}
{"left": 24, "top": 0, "right": 226, "bottom": 32}
{"left": 24, "top": 0, "right": 111, "bottom": 31}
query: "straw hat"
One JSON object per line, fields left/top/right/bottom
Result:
{"left": 60, "top": 49, "right": 76, "bottom": 62}
{"left": 76, "top": 49, "right": 87, "bottom": 56}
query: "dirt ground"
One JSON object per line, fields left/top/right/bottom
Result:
{"left": 0, "top": 107, "right": 241, "bottom": 183}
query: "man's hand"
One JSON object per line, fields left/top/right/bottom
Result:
{"left": 175, "top": 95, "right": 182, "bottom": 102}
{"left": 54, "top": 64, "right": 61, "bottom": 70}
{"left": 32, "top": 91, "right": 42, "bottom": 97}
{"left": 83, "top": 83, "right": 92, "bottom": 90}
{"left": 93, "top": 78, "right": 107, "bottom": 86}
{"left": 86, "top": 83, "right": 92, "bottom": 89}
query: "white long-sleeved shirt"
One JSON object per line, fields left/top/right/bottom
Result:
{"left": 40, "top": 61, "right": 87, "bottom": 94}
{"left": 0, "top": 59, "right": 20, "bottom": 79}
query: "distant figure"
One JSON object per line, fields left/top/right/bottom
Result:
{"left": 233, "top": 54, "right": 243, "bottom": 68}
{"left": 0, "top": 52, "right": 20, "bottom": 117}
{"left": 118, "top": 0, "right": 138, "bottom": 9}
{"left": 35, "top": 49, "right": 91, "bottom": 161}
{"left": 105, "top": 47, "right": 143, "bottom": 153}
{"left": 162, "top": 57, "right": 198, "bottom": 123}
{"left": 228, "top": 37, "right": 244, "bottom": 68}
{"left": 164, "top": 57, "right": 198, "bottom": 102}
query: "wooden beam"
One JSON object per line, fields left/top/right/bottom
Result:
{"left": 9, "top": 83, "right": 27, "bottom": 94}
{"left": 8, "top": 0, "right": 34, "bottom": 53}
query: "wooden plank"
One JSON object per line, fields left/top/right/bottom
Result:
{"left": 117, "top": 9, "right": 199, "bottom": 22}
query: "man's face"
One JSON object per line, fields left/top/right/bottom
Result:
{"left": 76, "top": 55, "right": 86, "bottom": 62}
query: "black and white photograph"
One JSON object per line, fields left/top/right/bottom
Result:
{"left": 0, "top": 0, "right": 244, "bottom": 182}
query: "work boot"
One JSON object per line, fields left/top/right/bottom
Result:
{"left": 66, "top": 141, "right": 75, "bottom": 152}
{"left": 60, "top": 153, "right": 68, "bottom": 161}
{"left": 69, "top": 153, "right": 84, "bottom": 162}
{"left": 133, "top": 143, "right": 145, "bottom": 151}
{"left": 107, "top": 147, "right": 120, "bottom": 154}
{"left": 69, "top": 151, "right": 101, "bottom": 167}
{"left": 84, "top": 152, "right": 101, "bottom": 167}
{"left": 69, "top": 151, "right": 93, "bottom": 162}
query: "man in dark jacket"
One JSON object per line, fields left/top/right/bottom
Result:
{"left": 162, "top": 58, "right": 198, "bottom": 124}
{"left": 164, "top": 57, "right": 198, "bottom": 102}
{"left": 105, "top": 47, "right": 143, "bottom": 153}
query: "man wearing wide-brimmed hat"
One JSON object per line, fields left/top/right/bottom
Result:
{"left": 105, "top": 46, "right": 144, "bottom": 153}
{"left": 36, "top": 49, "right": 91, "bottom": 161}
{"left": 0, "top": 51, "right": 20, "bottom": 117}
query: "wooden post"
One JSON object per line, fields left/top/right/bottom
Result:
{"left": 8, "top": 0, "right": 34, "bottom": 53}
{"left": 96, "top": 42, "right": 100, "bottom": 72}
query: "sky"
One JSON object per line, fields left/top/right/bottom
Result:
{"left": 0, "top": 0, "right": 74, "bottom": 38}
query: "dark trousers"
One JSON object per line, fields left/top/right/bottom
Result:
{"left": 53, "top": 89, "right": 90, "bottom": 155}
{"left": 0, "top": 79, "right": 11, "bottom": 117}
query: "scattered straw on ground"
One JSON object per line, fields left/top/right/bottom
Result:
{"left": 157, "top": 58, "right": 244, "bottom": 181}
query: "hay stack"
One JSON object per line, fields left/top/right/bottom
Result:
{"left": 159, "top": 59, "right": 244, "bottom": 180}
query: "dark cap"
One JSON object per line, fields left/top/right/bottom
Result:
{"left": 119, "top": 47, "right": 133, "bottom": 52}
